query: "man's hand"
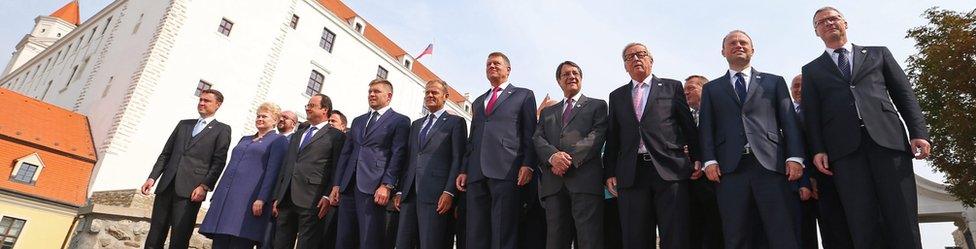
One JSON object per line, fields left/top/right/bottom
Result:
{"left": 517, "top": 166, "right": 533, "bottom": 186}
{"left": 140, "top": 179, "right": 155, "bottom": 195}
{"left": 393, "top": 194, "right": 402, "bottom": 211}
{"left": 252, "top": 200, "right": 264, "bottom": 217}
{"left": 799, "top": 187, "right": 813, "bottom": 201}
{"left": 786, "top": 161, "right": 803, "bottom": 181}
{"left": 549, "top": 152, "right": 573, "bottom": 172}
{"left": 190, "top": 185, "right": 207, "bottom": 202}
{"left": 551, "top": 166, "right": 567, "bottom": 177}
{"left": 911, "top": 139, "right": 931, "bottom": 159}
{"left": 605, "top": 177, "right": 618, "bottom": 197}
{"left": 317, "top": 197, "right": 331, "bottom": 218}
{"left": 436, "top": 193, "right": 454, "bottom": 215}
{"left": 705, "top": 164, "right": 722, "bottom": 183}
{"left": 272, "top": 200, "right": 279, "bottom": 218}
{"left": 374, "top": 186, "right": 391, "bottom": 206}
{"left": 456, "top": 174, "right": 467, "bottom": 192}
{"left": 690, "top": 161, "right": 703, "bottom": 180}
{"left": 329, "top": 186, "right": 340, "bottom": 206}
{"left": 810, "top": 178, "right": 820, "bottom": 200}
{"left": 813, "top": 153, "right": 832, "bottom": 176}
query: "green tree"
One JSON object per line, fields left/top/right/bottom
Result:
{"left": 906, "top": 7, "right": 976, "bottom": 206}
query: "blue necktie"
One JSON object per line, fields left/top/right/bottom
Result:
{"left": 364, "top": 111, "right": 379, "bottom": 135}
{"left": 299, "top": 126, "right": 318, "bottom": 150}
{"left": 835, "top": 48, "right": 852, "bottom": 82}
{"left": 734, "top": 72, "right": 747, "bottom": 103}
{"left": 419, "top": 114, "right": 435, "bottom": 145}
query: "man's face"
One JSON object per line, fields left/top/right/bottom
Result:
{"left": 623, "top": 45, "right": 653, "bottom": 80}
{"left": 197, "top": 93, "right": 221, "bottom": 117}
{"left": 305, "top": 96, "right": 328, "bottom": 123}
{"left": 722, "top": 32, "right": 754, "bottom": 65}
{"left": 684, "top": 79, "right": 704, "bottom": 107}
{"left": 277, "top": 114, "right": 296, "bottom": 132}
{"left": 557, "top": 65, "right": 582, "bottom": 98}
{"left": 814, "top": 10, "right": 848, "bottom": 41}
{"left": 368, "top": 84, "right": 392, "bottom": 109}
{"left": 791, "top": 76, "right": 803, "bottom": 103}
{"left": 485, "top": 56, "right": 510, "bottom": 84}
{"left": 328, "top": 113, "right": 347, "bottom": 132}
{"left": 424, "top": 84, "right": 448, "bottom": 112}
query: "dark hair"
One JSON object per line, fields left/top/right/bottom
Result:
{"left": 813, "top": 6, "right": 844, "bottom": 27}
{"left": 369, "top": 78, "right": 394, "bottom": 93}
{"left": 555, "top": 61, "right": 582, "bottom": 80}
{"left": 314, "top": 93, "right": 333, "bottom": 112}
{"left": 685, "top": 75, "right": 709, "bottom": 85}
{"left": 200, "top": 89, "right": 224, "bottom": 103}
{"left": 330, "top": 110, "right": 347, "bottom": 124}
{"left": 488, "top": 52, "right": 511, "bottom": 67}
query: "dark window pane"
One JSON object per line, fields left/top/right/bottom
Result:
{"left": 195, "top": 80, "right": 212, "bottom": 97}
{"left": 218, "top": 18, "right": 233, "bottom": 36}
{"left": 306, "top": 70, "right": 324, "bottom": 96}
{"left": 320, "top": 28, "right": 336, "bottom": 52}
{"left": 376, "top": 66, "right": 388, "bottom": 79}
{"left": 290, "top": 15, "right": 299, "bottom": 29}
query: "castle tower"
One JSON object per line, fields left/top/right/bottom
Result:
{"left": 2, "top": 0, "right": 80, "bottom": 76}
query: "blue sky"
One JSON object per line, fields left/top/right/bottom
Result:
{"left": 2, "top": 1, "right": 974, "bottom": 247}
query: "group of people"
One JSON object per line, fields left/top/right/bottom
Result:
{"left": 139, "top": 6, "right": 933, "bottom": 249}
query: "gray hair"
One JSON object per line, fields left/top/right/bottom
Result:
{"left": 813, "top": 6, "right": 844, "bottom": 27}
{"left": 621, "top": 42, "right": 648, "bottom": 59}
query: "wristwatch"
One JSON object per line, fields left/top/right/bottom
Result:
{"left": 383, "top": 184, "right": 396, "bottom": 190}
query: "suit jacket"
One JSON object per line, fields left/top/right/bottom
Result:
{"left": 272, "top": 124, "right": 345, "bottom": 209}
{"left": 149, "top": 119, "right": 232, "bottom": 198}
{"left": 462, "top": 83, "right": 538, "bottom": 182}
{"left": 801, "top": 45, "right": 929, "bottom": 159}
{"left": 699, "top": 69, "right": 805, "bottom": 174}
{"left": 334, "top": 109, "right": 410, "bottom": 194}
{"left": 603, "top": 76, "right": 700, "bottom": 187}
{"left": 532, "top": 95, "right": 608, "bottom": 198}
{"left": 400, "top": 112, "right": 467, "bottom": 204}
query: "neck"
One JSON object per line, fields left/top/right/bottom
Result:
{"left": 631, "top": 74, "right": 649, "bottom": 83}
{"left": 690, "top": 103, "right": 700, "bottom": 109}
{"left": 489, "top": 79, "right": 506, "bottom": 88}
{"left": 308, "top": 119, "right": 324, "bottom": 126}
{"left": 427, "top": 106, "right": 443, "bottom": 114}
{"left": 730, "top": 62, "right": 750, "bottom": 72}
{"left": 257, "top": 128, "right": 272, "bottom": 137}
{"left": 199, "top": 114, "right": 214, "bottom": 119}
{"left": 371, "top": 105, "right": 388, "bottom": 111}
{"left": 824, "top": 36, "right": 848, "bottom": 50}
{"left": 563, "top": 91, "right": 579, "bottom": 100}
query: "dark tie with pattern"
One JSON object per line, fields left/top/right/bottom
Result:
{"left": 734, "top": 72, "right": 747, "bottom": 103}
{"left": 835, "top": 48, "right": 852, "bottom": 82}
{"left": 364, "top": 111, "right": 379, "bottom": 135}
{"left": 419, "top": 114, "right": 435, "bottom": 145}
{"left": 562, "top": 99, "right": 574, "bottom": 126}
{"left": 299, "top": 126, "right": 318, "bottom": 150}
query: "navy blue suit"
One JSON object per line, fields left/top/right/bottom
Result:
{"left": 461, "top": 83, "right": 537, "bottom": 249}
{"left": 699, "top": 69, "right": 803, "bottom": 249}
{"left": 334, "top": 108, "right": 410, "bottom": 249}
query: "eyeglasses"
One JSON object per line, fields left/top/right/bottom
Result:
{"left": 559, "top": 71, "right": 581, "bottom": 79}
{"left": 623, "top": 51, "right": 651, "bottom": 62}
{"left": 815, "top": 16, "right": 843, "bottom": 27}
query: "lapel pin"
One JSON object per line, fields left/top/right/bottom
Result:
{"left": 657, "top": 83, "right": 663, "bottom": 86}
{"left": 860, "top": 49, "right": 867, "bottom": 54}
{"left": 756, "top": 75, "right": 762, "bottom": 79}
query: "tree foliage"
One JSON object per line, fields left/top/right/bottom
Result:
{"left": 906, "top": 7, "right": 976, "bottom": 206}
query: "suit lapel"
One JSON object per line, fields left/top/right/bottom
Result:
{"left": 364, "top": 109, "right": 394, "bottom": 138}
{"left": 815, "top": 52, "right": 846, "bottom": 82}
{"left": 743, "top": 68, "right": 763, "bottom": 105}
{"left": 299, "top": 125, "right": 329, "bottom": 155}
{"left": 421, "top": 114, "right": 450, "bottom": 149}
{"left": 718, "top": 73, "right": 740, "bottom": 106}
{"left": 563, "top": 95, "right": 588, "bottom": 127}
{"left": 186, "top": 120, "right": 216, "bottom": 150}
{"left": 639, "top": 76, "right": 661, "bottom": 122}
{"left": 851, "top": 44, "right": 869, "bottom": 83}
{"left": 487, "top": 84, "right": 516, "bottom": 116}
{"left": 622, "top": 81, "right": 639, "bottom": 124}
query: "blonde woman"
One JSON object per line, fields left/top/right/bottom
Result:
{"left": 200, "top": 102, "right": 290, "bottom": 248}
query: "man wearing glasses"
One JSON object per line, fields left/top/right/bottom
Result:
{"left": 603, "top": 43, "right": 701, "bottom": 249}
{"left": 801, "top": 6, "right": 930, "bottom": 249}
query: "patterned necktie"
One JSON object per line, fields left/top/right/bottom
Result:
{"left": 192, "top": 119, "right": 206, "bottom": 137}
{"left": 835, "top": 48, "right": 852, "bottom": 82}
{"left": 299, "top": 126, "right": 318, "bottom": 150}
{"left": 562, "top": 98, "right": 574, "bottom": 126}
{"left": 485, "top": 87, "right": 501, "bottom": 115}
{"left": 734, "top": 72, "right": 747, "bottom": 103}
{"left": 419, "top": 114, "right": 435, "bottom": 145}
{"left": 364, "top": 111, "right": 379, "bottom": 135}
{"left": 632, "top": 82, "right": 644, "bottom": 120}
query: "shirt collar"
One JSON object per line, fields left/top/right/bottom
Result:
{"left": 825, "top": 43, "right": 853, "bottom": 55}
{"left": 308, "top": 121, "right": 328, "bottom": 131}
{"left": 490, "top": 81, "right": 510, "bottom": 92}
{"left": 370, "top": 105, "right": 392, "bottom": 117}
{"left": 198, "top": 115, "right": 216, "bottom": 125}
{"left": 728, "top": 66, "right": 753, "bottom": 79}
{"left": 427, "top": 107, "right": 447, "bottom": 119}
{"left": 564, "top": 92, "right": 582, "bottom": 105}
{"left": 630, "top": 75, "right": 653, "bottom": 88}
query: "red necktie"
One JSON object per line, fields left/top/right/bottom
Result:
{"left": 485, "top": 87, "right": 501, "bottom": 115}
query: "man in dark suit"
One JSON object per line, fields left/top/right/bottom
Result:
{"left": 330, "top": 79, "right": 411, "bottom": 249}
{"left": 683, "top": 75, "right": 725, "bottom": 249}
{"left": 142, "top": 89, "right": 232, "bottom": 249}
{"left": 532, "top": 61, "right": 607, "bottom": 249}
{"left": 270, "top": 94, "right": 345, "bottom": 249}
{"left": 802, "top": 7, "right": 931, "bottom": 249}
{"left": 456, "top": 52, "right": 537, "bottom": 249}
{"left": 394, "top": 79, "right": 468, "bottom": 249}
{"left": 699, "top": 30, "right": 804, "bottom": 249}
{"left": 603, "top": 43, "right": 700, "bottom": 249}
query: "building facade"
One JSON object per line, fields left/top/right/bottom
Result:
{"left": 0, "top": 0, "right": 472, "bottom": 194}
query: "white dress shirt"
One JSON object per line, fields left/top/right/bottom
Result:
{"left": 484, "top": 81, "right": 511, "bottom": 112}
{"left": 825, "top": 42, "right": 854, "bottom": 74}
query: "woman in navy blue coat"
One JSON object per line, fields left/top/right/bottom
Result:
{"left": 200, "top": 102, "right": 289, "bottom": 248}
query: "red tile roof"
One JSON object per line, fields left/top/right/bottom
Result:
{"left": 50, "top": 0, "right": 81, "bottom": 26}
{"left": 316, "top": 0, "right": 468, "bottom": 104}
{"left": 0, "top": 88, "right": 96, "bottom": 161}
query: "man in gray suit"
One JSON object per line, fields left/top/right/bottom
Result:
{"left": 699, "top": 30, "right": 805, "bottom": 249}
{"left": 533, "top": 61, "right": 607, "bottom": 249}
{"left": 395, "top": 79, "right": 468, "bottom": 249}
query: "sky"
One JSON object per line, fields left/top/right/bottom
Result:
{"left": 1, "top": 0, "right": 974, "bottom": 247}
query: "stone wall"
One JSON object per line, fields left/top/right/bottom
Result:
{"left": 67, "top": 189, "right": 211, "bottom": 249}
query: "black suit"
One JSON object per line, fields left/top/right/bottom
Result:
{"left": 603, "top": 76, "right": 700, "bottom": 249}
{"left": 699, "top": 69, "right": 804, "bottom": 249}
{"left": 271, "top": 124, "right": 345, "bottom": 249}
{"left": 801, "top": 45, "right": 928, "bottom": 249}
{"left": 145, "top": 118, "right": 231, "bottom": 249}
{"left": 688, "top": 107, "right": 724, "bottom": 249}
{"left": 396, "top": 111, "right": 467, "bottom": 249}
{"left": 532, "top": 95, "right": 607, "bottom": 249}
{"left": 462, "top": 83, "right": 537, "bottom": 249}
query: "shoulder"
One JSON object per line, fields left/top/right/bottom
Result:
{"left": 757, "top": 72, "right": 785, "bottom": 82}
{"left": 658, "top": 77, "right": 682, "bottom": 86}
{"left": 609, "top": 83, "right": 630, "bottom": 96}
{"left": 588, "top": 98, "right": 608, "bottom": 108}
{"left": 511, "top": 86, "right": 535, "bottom": 97}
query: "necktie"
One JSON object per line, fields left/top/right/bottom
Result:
{"left": 192, "top": 119, "right": 206, "bottom": 137}
{"left": 632, "top": 82, "right": 644, "bottom": 120}
{"left": 795, "top": 105, "right": 804, "bottom": 123}
{"left": 734, "top": 72, "right": 747, "bottom": 103}
{"left": 364, "top": 111, "right": 379, "bottom": 135}
{"left": 562, "top": 99, "right": 574, "bottom": 126}
{"left": 485, "top": 87, "right": 501, "bottom": 115}
{"left": 419, "top": 114, "right": 435, "bottom": 145}
{"left": 835, "top": 48, "right": 852, "bottom": 82}
{"left": 299, "top": 126, "right": 318, "bottom": 150}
